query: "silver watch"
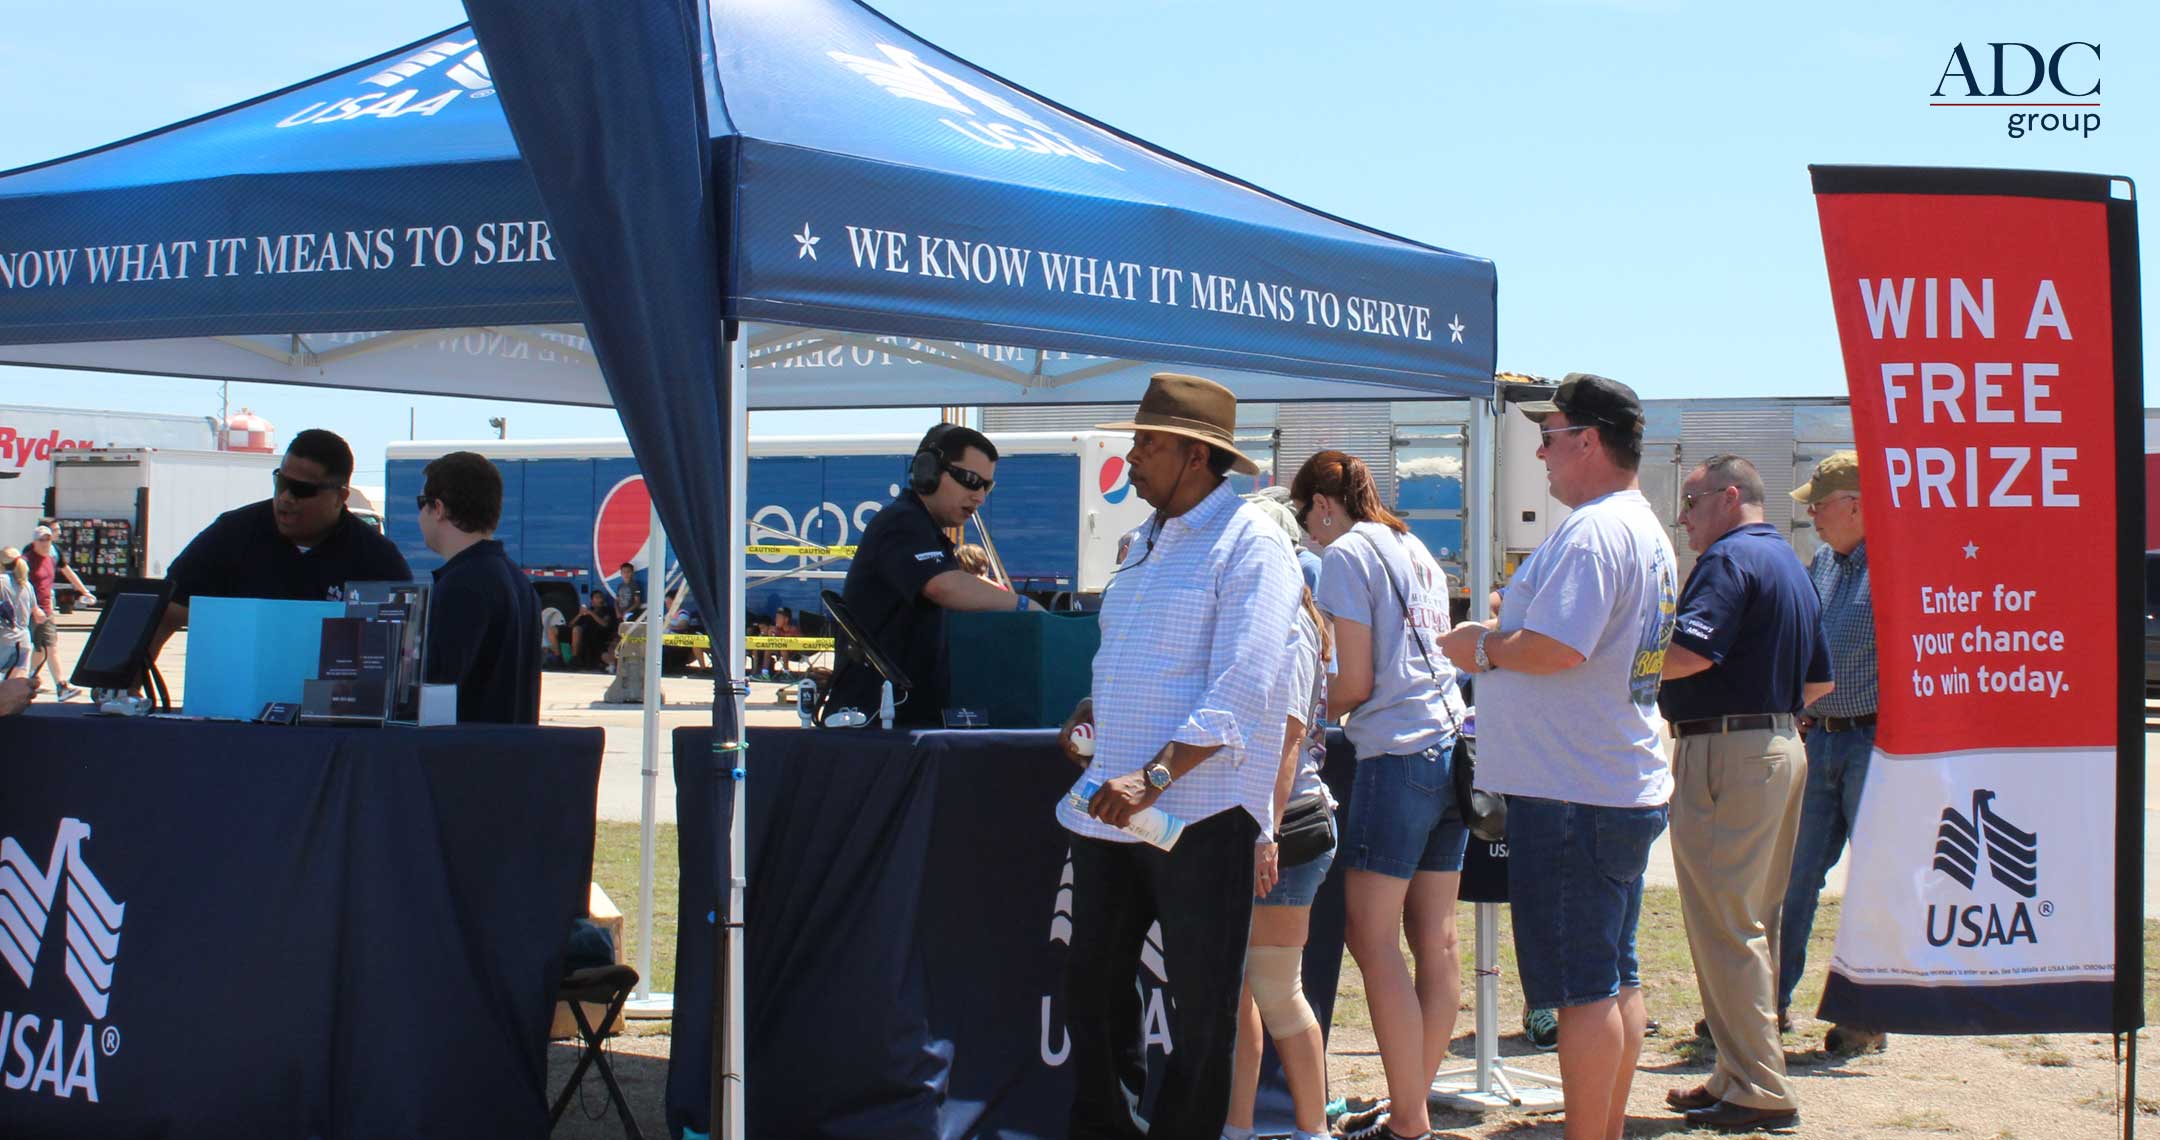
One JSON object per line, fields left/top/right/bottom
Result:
{"left": 1475, "top": 628, "right": 1497, "bottom": 672}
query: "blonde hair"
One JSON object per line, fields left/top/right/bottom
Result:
{"left": 954, "top": 543, "right": 991, "bottom": 577}
{"left": 0, "top": 547, "right": 24, "bottom": 587}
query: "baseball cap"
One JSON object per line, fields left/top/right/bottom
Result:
{"left": 33, "top": 525, "right": 53, "bottom": 539}
{"left": 1792, "top": 450, "right": 1861, "bottom": 504}
{"left": 1518, "top": 372, "right": 1644, "bottom": 431}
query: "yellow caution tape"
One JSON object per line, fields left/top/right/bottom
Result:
{"left": 745, "top": 544, "right": 858, "bottom": 557}
{"left": 618, "top": 631, "right": 834, "bottom": 651}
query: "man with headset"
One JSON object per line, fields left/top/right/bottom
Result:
{"left": 821, "top": 423, "right": 1038, "bottom": 725}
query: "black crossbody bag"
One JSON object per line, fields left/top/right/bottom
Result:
{"left": 1359, "top": 531, "right": 1503, "bottom": 840}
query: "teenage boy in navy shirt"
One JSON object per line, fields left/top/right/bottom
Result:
{"left": 419, "top": 450, "right": 541, "bottom": 724}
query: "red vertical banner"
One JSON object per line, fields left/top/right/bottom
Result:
{"left": 1812, "top": 167, "right": 2142, "bottom": 1034}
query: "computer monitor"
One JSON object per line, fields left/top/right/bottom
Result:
{"left": 70, "top": 578, "right": 174, "bottom": 698}
{"left": 819, "top": 589, "right": 912, "bottom": 693}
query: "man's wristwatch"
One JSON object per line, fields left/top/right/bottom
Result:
{"left": 1475, "top": 628, "right": 1498, "bottom": 673}
{"left": 1142, "top": 758, "right": 1174, "bottom": 791}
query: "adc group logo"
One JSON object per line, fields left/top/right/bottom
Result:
{"left": 1, "top": 818, "right": 126, "bottom": 1103}
{"left": 827, "top": 43, "right": 1120, "bottom": 169}
{"left": 1097, "top": 456, "right": 1132, "bottom": 506}
{"left": 1926, "top": 789, "right": 2046, "bottom": 949}
{"left": 276, "top": 35, "right": 495, "bottom": 129}
{"left": 1930, "top": 41, "right": 2102, "bottom": 140}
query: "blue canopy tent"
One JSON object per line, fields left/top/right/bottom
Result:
{"left": 0, "top": 1, "right": 1497, "bottom": 1136}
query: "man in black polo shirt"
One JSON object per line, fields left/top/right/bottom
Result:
{"left": 154, "top": 429, "right": 410, "bottom": 661}
{"left": 1656, "top": 454, "right": 1831, "bottom": 1133}
{"left": 821, "top": 423, "right": 1038, "bottom": 726}
{"left": 418, "top": 451, "right": 541, "bottom": 724}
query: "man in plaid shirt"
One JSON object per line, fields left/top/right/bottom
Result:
{"left": 1055, "top": 374, "right": 1301, "bottom": 1140}
{"left": 1781, "top": 450, "right": 1886, "bottom": 1056}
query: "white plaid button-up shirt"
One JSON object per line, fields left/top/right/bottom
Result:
{"left": 1058, "top": 480, "right": 1303, "bottom": 841}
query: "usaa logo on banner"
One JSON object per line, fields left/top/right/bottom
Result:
{"left": 1926, "top": 789, "right": 2046, "bottom": 949}
{"left": 827, "top": 44, "right": 1121, "bottom": 169}
{"left": 1, "top": 819, "right": 126, "bottom": 1104}
{"left": 1039, "top": 853, "right": 1174, "bottom": 1066}
{"left": 276, "top": 36, "right": 495, "bottom": 129}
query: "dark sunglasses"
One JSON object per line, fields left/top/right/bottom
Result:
{"left": 1294, "top": 500, "right": 1312, "bottom": 527}
{"left": 414, "top": 494, "right": 435, "bottom": 512}
{"left": 273, "top": 469, "right": 344, "bottom": 499}
{"left": 943, "top": 463, "right": 994, "bottom": 493}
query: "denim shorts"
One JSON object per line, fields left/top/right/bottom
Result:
{"left": 1260, "top": 838, "right": 1335, "bottom": 908}
{"left": 1506, "top": 795, "right": 1669, "bottom": 1010}
{"left": 1339, "top": 740, "right": 1468, "bottom": 879}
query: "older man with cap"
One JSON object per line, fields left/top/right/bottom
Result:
{"left": 1437, "top": 373, "right": 1678, "bottom": 1140}
{"left": 1780, "top": 449, "right": 1886, "bottom": 1056}
{"left": 1054, "top": 373, "right": 1302, "bottom": 1140}
{"left": 1657, "top": 453, "right": 1830, "bottom": 1133}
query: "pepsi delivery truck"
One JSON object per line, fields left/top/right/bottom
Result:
{"left": 384, "top": 431, "right": 1157, "bottom": 624}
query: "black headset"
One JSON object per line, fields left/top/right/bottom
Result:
{"left": 907, "top": 423, "right": 960, "bottom": 496}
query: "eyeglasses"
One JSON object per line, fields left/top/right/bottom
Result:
{"left": 414, "top": 494, "right": 435, "bottom": 513}
{"left": 1806, "top": 493, "right": 1859, "bottom": 514}
{"left": 273, "top": 469, "right": 344, "bottom": 499}
{"left": 943, "top": 464, "right": 994, "bottom": 493}
{"left": 1538, "top": 424, "right": 1595, "bottom": 441}
{"left": 1681, "top": 487, "right": 1732, "bottom": 511}
{"left": 1294, "top": 500, "right": 1312, "bottom": 528}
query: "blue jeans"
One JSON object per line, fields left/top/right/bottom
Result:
{"left": 1777, "top": 723, "right": 1875, "bottom": 1011}
{"left": 1339, "top": 740, "right": 1468, "bottom": 878}
{"left": 1506, "top": 795, "right": 1669, "bottom": 1009}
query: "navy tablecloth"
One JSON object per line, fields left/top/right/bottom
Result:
{"left": 0, "top": 707, "right": 603, "bottom": 1139}
{"left": 666, "top": 726, "right": 1381, "bottom": 1140}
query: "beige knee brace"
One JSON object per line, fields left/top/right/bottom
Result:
{"left": 1246, "top": 945, "right": 1318, "bottom": 1037}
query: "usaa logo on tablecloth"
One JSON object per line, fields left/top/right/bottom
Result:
{"left": 1931, "top": 41, "right": 2102, "bottom": 140}
{"left": 1925, "top": 789, "right": 2046, "bottom": 948}
{"left": 827, "top": 43, "right": 1120, "bottom": 169}
{"left": 1, "top": 818, "right": 126, "bottom": 1103}
{"left": 1038, "top": 852, "right": 1172, "bottom": 1066}
{"left": 276, "top": 35, "right": 495, "bottom": 129}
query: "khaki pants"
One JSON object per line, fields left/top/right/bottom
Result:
{"left": 1671, "top": 724, "right": 1806, "bottom": 1111}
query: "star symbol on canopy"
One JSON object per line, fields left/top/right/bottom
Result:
{"left": 1448, "top": 314, "right": 1465, "bottom": 344}
{"left": 794, "top": 224, "right": 820, "bottom": 260}
{"left": 1962, "top": 540, "right": 1979, "bottom": 559}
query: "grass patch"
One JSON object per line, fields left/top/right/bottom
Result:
{"left": 593, "top": 820, "right": 681, "bottom": 995}
{"left": 1881, "top": 1108, "right": 1958, "bottom": 1132}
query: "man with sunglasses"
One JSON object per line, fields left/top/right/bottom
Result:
{"left": 821, "top": 422, "right": 1038, "bottom": 726}
{"left": 1655, "top": 453, "right": 1829, "bottom": 1133}
{"left": 155, "top": 429, "right": 410, "bottom": 660}
{"left": 1779, "top": 450, "right": 1885, "bottom": 1057}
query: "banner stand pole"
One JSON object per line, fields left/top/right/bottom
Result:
{"left": 2126, "top": 1030, "right": 2139, "bottom": 1140}
{"left": 1429, "top": 902, "right": 1563, "bottom": 1113}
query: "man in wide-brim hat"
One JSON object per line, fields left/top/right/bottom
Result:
{"left": 1054, "top": 372, "right": 1300, "bottom": 1140}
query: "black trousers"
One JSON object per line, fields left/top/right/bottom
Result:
{"left": 1064, "top": 808, "right": 1259, "bottom": 1140}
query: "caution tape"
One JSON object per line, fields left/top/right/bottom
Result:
{"left": 745, "top": 544, "right": 858, "bottom": 557}
{"left": 618, "top": 630, "right": 834, "bottom": 651}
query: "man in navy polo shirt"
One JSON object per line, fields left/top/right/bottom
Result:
{"left": 418, "top": 450, "right": 541, "bottom": 724}
{"left": 1657, "top": 454, "right": 1831, "bottom": 1133}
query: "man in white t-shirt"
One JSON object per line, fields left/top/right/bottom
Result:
{"left": 1440, "top": 373, "right": 1678, "bottom": 1140}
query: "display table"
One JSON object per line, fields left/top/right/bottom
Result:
{"left": 0, "top": 707, "right": 603, "bottom": 1139}
{"left": 665, "top": 726, "right": 1362, "bottom": 1140}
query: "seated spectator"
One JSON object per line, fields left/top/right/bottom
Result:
{"left": 540, "top": 601, "right": 570, "bottom": 668}
{"left": 571, "top": 595, "right": 620, "bottom": 671}
{"left": 953, "top": 543, "right": 1006, "bottom": 589}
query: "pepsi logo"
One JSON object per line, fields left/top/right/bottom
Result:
{"left": 1098, "top": 457, "right": 1131, "bottom": 505}
{"left": 592, "top": 476, "right": 650, "bottom": 592}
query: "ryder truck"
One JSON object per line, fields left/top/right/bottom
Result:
{"left": 383, "top": 431, "right": 1155, "bottom": 622}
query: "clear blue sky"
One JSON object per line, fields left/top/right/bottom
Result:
{"left": 1, "top": 1, "right": 2153, "bottom": 484}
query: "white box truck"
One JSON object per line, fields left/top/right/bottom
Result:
{"left": 48, "top": 447, "right": 281, "bottom": 601}
{"left": 0, "top": 404, "right": 219, "bottom": 538}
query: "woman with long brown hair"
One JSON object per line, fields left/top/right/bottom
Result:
{"left": 1289, "top": 450, "right": 1468, "bottom": 1140}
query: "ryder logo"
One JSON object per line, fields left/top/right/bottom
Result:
{"left": 276, "top": 36, "right": 494, "bottom": 129}
{"left": 827, "top": 44, "right": 1119, "bottom": 168}
{"left": 1926, "top": 790, "right": 2041, "bottom": 948}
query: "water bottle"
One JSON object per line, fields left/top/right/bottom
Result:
{"left": 878, "top": 680, "right": 895, "bottom": 730}
{"left": 1067, "top": 779, "right": 1186, "bottom": 851}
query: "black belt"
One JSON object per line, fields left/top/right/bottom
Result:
{"left": 1815, "top": 713, "right": 1877, "bottom": 733}
{"left": 1672, "top": 713, "right": 1794, "bottom": 738}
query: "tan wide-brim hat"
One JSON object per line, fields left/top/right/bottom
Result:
{"left": 1097, "top": 372, "right": 1259, "bottom": 475}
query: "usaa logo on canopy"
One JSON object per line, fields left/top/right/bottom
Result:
{"left": 827, "top": 43, "right": 1120, "bottom": 169}
{"left": 276, "top": 36, "right": 495, "bottom": 129}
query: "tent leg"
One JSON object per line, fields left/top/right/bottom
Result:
{"left": 629, "top": 503, "right": 671, "bottom": 1013}
{"left": 715, "top": 330, "right": 751, "bottom": 1140}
